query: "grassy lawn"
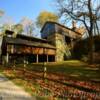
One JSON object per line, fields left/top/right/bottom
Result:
{"left": 0, "top": 60, "right": 100, "bottom": 99}
{"left": 15, "top": 60, "right": 100, "bottom": 81}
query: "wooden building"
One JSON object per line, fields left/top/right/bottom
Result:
{"left": 0, "top": 30, "right": 56, "bottom": 64}
{"left": 41, "top": 21, "right": 84, "bottom": 61}
{"left": 0, "top": 21, "right": 85, "bottom": 64}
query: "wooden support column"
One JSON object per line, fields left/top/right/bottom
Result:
{"left": 11, "top": 45, "right": 14, "bottom": 53}
{"left": 6, "top": 52, "right": 9, "bottom": 64}
{"left": 6, "top": 45, "right": 9, "bottom": 64}
{"left": 47, "top": 55, "right": 48, "bottom": 62}
{"left": 71, "top": 38, "right": 73, "bottom": 49}
{"left": 36, "top": 54, "right": 38, "bottom": 63}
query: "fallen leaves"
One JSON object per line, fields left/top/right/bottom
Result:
{"left": 3, "top": 68, "right": 100, "bottom": 99}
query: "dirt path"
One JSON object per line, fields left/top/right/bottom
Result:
{"left": 0, "top": 73, "right": 36, "bottom": 100}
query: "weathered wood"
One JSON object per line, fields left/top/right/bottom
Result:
{"left": 7, "top": 44, "right": 56, "bottom": 55}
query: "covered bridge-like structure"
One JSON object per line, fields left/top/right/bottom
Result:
{"left": 1, "top": 30, "right": 56, "bottom": 64}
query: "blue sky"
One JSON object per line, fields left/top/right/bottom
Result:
{"left": 0, "top": 0, "right": 53, "bottom": 23}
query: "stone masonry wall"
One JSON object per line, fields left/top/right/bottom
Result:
{"left": 47, "top": 33, "right": 71, "bottom": 62}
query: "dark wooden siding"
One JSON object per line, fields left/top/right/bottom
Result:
{"left": 41, "top": 23, "right": 55, "bottom": 38}
{"left": 7, "top": 44, "right": 56, "bottom": 55}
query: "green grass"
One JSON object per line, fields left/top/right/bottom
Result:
{"left": 1, "top": 60, "right": 100, "bottom": 81}
{"left": 15, "top": 60, "right": 99, "bottom": 81}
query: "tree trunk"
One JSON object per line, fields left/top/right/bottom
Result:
{"left": 88, "top": 34, "right": 94, "bottom": 64}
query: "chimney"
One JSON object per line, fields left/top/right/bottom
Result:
{"left": 72, "top": 21, "right": 76, "bottom": 29}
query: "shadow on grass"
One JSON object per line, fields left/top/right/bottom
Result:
{"left": 1, "top": 62, "right": 100, "bottom": 95}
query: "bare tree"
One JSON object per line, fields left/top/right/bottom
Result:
{"left": 0, "top": 16, "right": 15, "bottom": 35}
{"left": 54, "top": 0, "right": 100, "bottom": 64}
{"left": 13, "top": 24, "right": 23, "bottom": 33}
{"left": 20, "top": 17, "right": 35, "bottom": 36}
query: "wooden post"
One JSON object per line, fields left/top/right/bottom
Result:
{"left": 43, "top": 48, "right": 47, "bottom": 80}
{"left": 44, "top": 65, "right": 47, "bottom": 78}
{"left": 24, "top": 56, "right": 26, "bottom": 68}
{"left": 23, "top": 56, "right": 26, "bottom": 75}
{"left": 6, "top": 45, "right": 9, "bottom": 64}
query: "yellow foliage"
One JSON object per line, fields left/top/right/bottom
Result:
{"left": 36, "top": 11, "right": 58, "bottom": 28}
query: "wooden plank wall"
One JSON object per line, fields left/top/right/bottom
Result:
{"left": 7, "top": 44, "right": 56, "bottom": 55}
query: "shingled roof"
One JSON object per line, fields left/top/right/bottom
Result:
{"left": 4, "top": 37, "right": 56, "bottom": 49}
{"left": 41, "top": 21, "right": 83, "bottom": 36}
{"left": 16, "top": 34, "right": 48, "bottom": 43}
{"left": 5, "top": 30, "right": 48, "bottom": 43}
